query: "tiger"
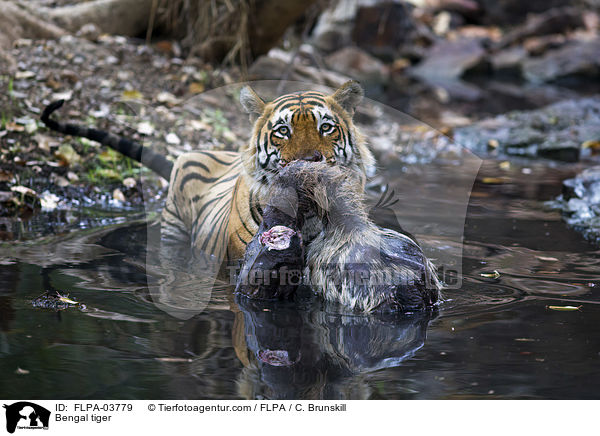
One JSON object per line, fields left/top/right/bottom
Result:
{"left": 235, "top": 160, "right": 441, "bottom": 312}
{"left": 41, "top": 81, "right": 375, "bottom": 266}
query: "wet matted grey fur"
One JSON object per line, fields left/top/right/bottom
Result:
{"left": 235, "top": 160, "right": 442, "bottom": 312}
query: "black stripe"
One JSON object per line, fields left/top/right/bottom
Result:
{"left": 299, "top": 99, "right": 327, "bottom": 107}
{"left": 180, "top": 173, "right": 223, "bottom": 190}
{"left": 239, "top": 212, "right": 255, "bottom": 237}
{"left": 209, "top": 199, "right": 231, "bottom": 226}
{"left": 182, "top": 160, "right": 210, "bottom": 172}
{"left": 180, "top": 172, "right": 239, "bottom": 192}
{"left": 200, "top": 216, "right": 221, "bottom": 253}
{"left": 202, "top": 211, "right": 227, "bottom": 254}
{"left": 272, "top": 94, "right": 299, "bottom": 104}
{"left": 248, "top": 191, "right": 262, "bottom": 226}
{"left": 191, "top": 194, "right": 225, "bottom": 232}
{"left": 277, "top": 102, "right": 302, "bottom": 112}
{"left": 198, "top": 151, "right": 238, "bottom": 165}
{"left": 164, "top": 205, "right": 181, "bottom": 219}
{"left": 235, "top": 230, "right": 247, "bottom": 245}
{"left": 208, "top": 208, "right": 231, "bottom": 254}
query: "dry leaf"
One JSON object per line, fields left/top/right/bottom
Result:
{"left": 5, "top": 122, "right": 24, "bottom": 132}
{"left": 546, "top": 305, "right": 582, "bottom": 311}
{"left": 95, "top": 169, "right": 120, "bottom": 179}
{"left": 0, "top": 170, "right": 13, "bottom": 182}
{"left": 155, "top": 357, "right": 193, "bottom": 363}
{"left": 54, "top": 176, "right": 70, "bottom": 187}
{"left": 56, "top": 292, "right": 79, "bottom": 305}
{"left": 222, "top": 130, "right": 237, "bottom": 143}
{"left": 156, "top": 91, "right": 179, "bottom": 106}
{"left": 480, "top": 270, "right": 500, "bottom": 279}
{"left": 536, "top": 256, "right": 559, "bottom": 262}
{"left": 52, "top": 90, "right": 73, "bottom": 101}
{"left": 55, "top": 144, "right": 81, "bottom": 166}
{"left": 15, "top": 71, "right": 35, "bottom": 79}
{"left": 499, "top": 161, "right": 511, "bottom": 170}
{"left": 122, "top": 89, "right": 143, "bottom": 100}
{"left": 99, "top": 149, "right": 120, "bottom": 163}
{"left": 487, "top": 139, "right": 499, "bottom": 149}
{"left": 481, "top": 177, "right": 506, "bottom": 184}
{"left": 189, "top": 82, "right": 205, "bottom": 94}
{"left": 34, "top": 134, "right": 55, "bottom": 153}
{"left": 137, "top": 121, "right": 155, "bottom": 135}
{"left": 189, "top": 120, "right": 212, "bottom": 132}
{"left": 122, "top": 177, "right": 136, "bottom": 189}
{"left": 113, "top": 188, "right": 126, "bottom": 202}
{"left": 582, "top": 140, "right": 600, "bottom": 150}
{"left": 10, "top": 186, "right": 37, "bottom": 197}
{"left": 166, "top": 132, "right": 181, "bottom": 145}
{"left": 67, "top": 171, "right": 79, "bottom": 182}
{"left": 40, "top": 191, "right": 60, "bottom": 211}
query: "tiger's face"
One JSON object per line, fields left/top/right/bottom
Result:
{"left": 239, "top": 81, "right": 375, "bottom": 189}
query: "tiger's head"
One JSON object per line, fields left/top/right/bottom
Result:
{"left": 239, "top": 81, "right": 375, "bottom": 191}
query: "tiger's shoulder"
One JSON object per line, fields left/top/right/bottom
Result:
{"left": 160, "top": 150, "right": 246, "bottom": 258}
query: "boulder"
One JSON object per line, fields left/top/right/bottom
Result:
{"left": 453, "top": 97, "right": 600, "bottom": 162}
{"left": 409, "top": 37, "right": 487, "bottom": 81}
{"left": 522, "top": 38, "right": 600, "bottom": 83}
{"left": 324, "top": 46, "right": 389, "bottom": 85}
{"left": 408, "top": 37, "right": 487, "bottom": 100}
{"left": 490, "top": 46, "right": 527, "bottom": 76}
{"left": 523, "top": 34, "right": 567, "bottom": 56}
{"left": 310, "top": 0, "right": 365, "bottom": 53}
{"left": 351, "top": 2, "right": 420, "bottom": 61}
{"left": 248, "top": 52, "right": 351, "bottom": 87}
{"left": 495, "top": 7, "right": 584, "bottom": 49}
{"left": 550, "top": 166, "right": 600, "bottom": 245}
{"left": 472, "top": 0, "right": 578, "bottom": 26}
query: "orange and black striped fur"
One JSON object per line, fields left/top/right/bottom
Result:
{"left": 41, "top": 81, "right": 375, "bottom": 265}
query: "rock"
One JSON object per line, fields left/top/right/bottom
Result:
{"left": 310, "top": 0, "right": 362, "bottom": 53}
{"left": 490, "top": 46, "right": 527, "bottom": 76}
{"left": 351, "top": 2, "right": 423, "bottom": 62}
{"left": 324, "top": 46, "right": 388, "bottom": 85}
{"left": 523, "top": 34, "right": 567, "bottom": 56}
{"left": 472, "top": 0, "right": 577, "bottom": 26}
{"left": 450, "top": 24, "right": 502, "bottom": 43}
{"left": 312, "top": 0, "right": 433, "bottom": 61}
{"left": 407, "top": 37, "right": 487, "bottom": 101}
{"left": 495, "top": 7, "right": 584, "bottom": 49}
{"left": 522, "top": 38, "right": 600, "bottom": 83}
{"left": 76, "top": 23, "right": 101, "bottom": 42}
{"left": 453, "top": 97, "right": 600, "bottom": 162}
{"left": 550, "top": 166, "right": 600, "bottom": 245}
{"left": 248, "top": 53, "right": 351, "bottom": 88}
{"left": 409, "top": 37, "right": 487, "bottom": 81}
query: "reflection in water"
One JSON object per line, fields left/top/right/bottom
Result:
{"left": 0, "top": 160, "right": 598, "bottom": 399}
{"left": 0, "top": 262, "right": 18, "bottom": 355}
{"left": 232, "top": 295, "right": 436, "bottom": 399}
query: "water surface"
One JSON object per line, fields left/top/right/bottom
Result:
{"left": 0, "top": 159, "right": 598, "bottom": 400}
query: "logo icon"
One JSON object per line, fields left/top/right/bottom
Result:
{"left": 3, "top": 402, "right": 50, "bottom": 434}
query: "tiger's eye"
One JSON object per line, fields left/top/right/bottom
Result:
{"left": 320, "top": 123, "right": 334, "bottom": 134}
{"left": 276, "top": 126, "right": 289, "bottom": 136}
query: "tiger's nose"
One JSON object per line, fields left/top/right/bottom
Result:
{"left": 300, "top": 151, "right": 324, "bottom": 162}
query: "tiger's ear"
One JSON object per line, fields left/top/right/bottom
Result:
{"left": 240, "top": 86, "right": 265, "bottom": 121}
{"left": 331, "top": 80, "right": 363, "bottom": 116}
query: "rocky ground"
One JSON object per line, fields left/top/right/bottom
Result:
{"left": 548, "top": 166, "right": 600, "bottom": 245}
{"left": 1, "top": 0, "right": 600, "bottom": 243}
{"left": 0, "top": 33, "right": 251, "bottom": 239}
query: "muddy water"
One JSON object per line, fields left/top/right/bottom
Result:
{"left": 0, "top": 159, "right": 598, "bottom": 400}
